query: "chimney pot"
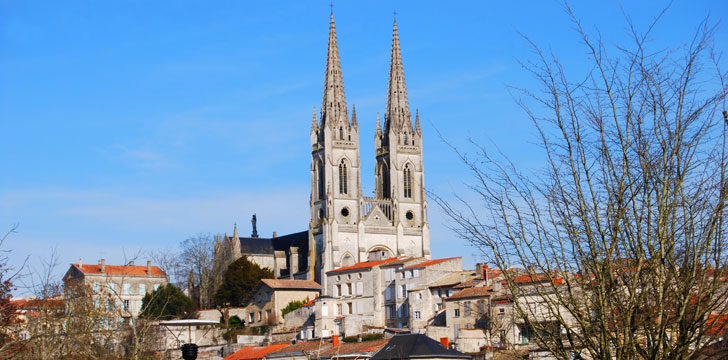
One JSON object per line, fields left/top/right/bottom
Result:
{"left": 99, "top": 259, "right": 105, "bottom": 273}
{"left": 147, "top": 260, "right": 152, "bottom": 274}
{"left": 78, "top": 258, "right": 83, "bottom": 270}
{"left": 440, "top": 337, "right": 449, "bottom": 348}
{"left": 332, "top": 335, "right": 339, "bottom": 346}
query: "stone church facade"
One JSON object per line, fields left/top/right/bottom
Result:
{"left": 214, "top": 14, "right": 431, "bottom": 294}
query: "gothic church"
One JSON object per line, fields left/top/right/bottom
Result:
{"left": 214, "top": 14, "right": 431, "bottom": 293}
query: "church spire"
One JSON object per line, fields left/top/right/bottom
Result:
{"left": 321, "top": 13, "right": 348, "bottom": 128}
{"left": 385, "top": 20, "right": 411, "bottom": 133}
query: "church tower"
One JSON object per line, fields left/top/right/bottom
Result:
{"left": 374, "top": 20, "right": 431, "bottom": 260}
{"left": 310, "top": 16, "right": 431, "bottom": 292}
{"left": 310, "top": 13, "right": 363, "bottom": 286}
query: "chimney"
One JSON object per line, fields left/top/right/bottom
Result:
{"left": 147, "top": 260, "right": 152, "bottom": 274}
{"left": 332, "top": 335, "right": 339, "bottom": 346}
{"left": 483, "top": 264, "right": 489, "bottom": 283}
{"left": 99, "top": 259, "right": 105, "bottom": 273}
{"left": 78, "top": 258, "right": 83, "bottom": 270}
{"left": 128, "top": 260, "right": 134, "bottom": 266}
{"left": 475, "top": 263, "right": 484, "bottom": 276}
{"left": 440, "top": 337, "right": 449, "bottom": 348}
{"left": 273, "top": 232, "right": 277, "bottom": 238}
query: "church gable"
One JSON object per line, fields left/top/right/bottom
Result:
{"left": 362, "top": 205, "right": 393, "bottom": 227}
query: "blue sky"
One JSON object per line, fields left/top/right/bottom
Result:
{"left": 1, "top": 0, "right": 726, "bottom": 281}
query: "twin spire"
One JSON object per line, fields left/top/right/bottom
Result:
{"left": 321, "top": 13, "right": 348, "bottom": 129}
{"left": 318, "top": 14, "right": 412, "bottom": 133}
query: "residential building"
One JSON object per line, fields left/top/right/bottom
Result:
{"left": 62, "top": 259, "right": 167, "bottom": 318}
{"left": 244, "top": 279, "right": 321, "bottom": 328}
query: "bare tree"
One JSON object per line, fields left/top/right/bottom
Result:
{"left": 434, "top": 4, "right": 728, "bottom": 360}
{"left": 0, "top": 224, "right": 26, "bottom": 358}
{"left": 179, "top": 233, "right": 217, "bottom": 309}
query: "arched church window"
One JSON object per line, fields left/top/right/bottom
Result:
{"left": 339, "top": 160, "right": 348, "bottom": 195}
{"left": 339, "top": 127, "right": 344, "bottom": 140}
{"left": 404, "top": 164, "right": 412, "bottom": 199}
{"left": 317, "top": 160, "right": 325, "bottom": 200}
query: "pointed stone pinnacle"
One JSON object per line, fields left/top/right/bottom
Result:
{"left": 233, "top": 222, "right": 238, "bottom": 239}
{"left": 351, "top": 104, "right": 358, "bottom": 127}
{"left": 376, "top": 112, "right": 382, "bottom": 135}
{"left": 312, "top": 106, "right": 318, "bottom": 131}
{"left": 415, "top": 109, "right": 421, "bottom": 133}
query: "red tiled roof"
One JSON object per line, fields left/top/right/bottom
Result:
{"left": 303, "top": 296, "right": 317, "bottom": 307}
{"left": 706, "top": 314, "right": 728, "bottom": 336}
{"left": 73, "top": 263, "right": 166, "bottom": 277}
{"left": 327, "top": 257, "right": 401, "bottom": 274}
{"left": 225, "top": 343, "right": 290, "bottom": 360}
{"left": 513, "top": 273, "right": 564, "bottom": 285}
{"left": 271, "top": 341, "right": 329, "bottom": 354}
{"left": 11, "top": 298, "right": 65, "bottom": 309}
{"left": 320, "top": 338, "right": 389, "bottom": 356}
{"left": 446, "top": 286, "right": 493, "bottom": 300}
{"left": 261, "top": 279, "right": 322, "bottom": 290}
{"left": 403, "top": 257, "right": 461, "bottom": 269}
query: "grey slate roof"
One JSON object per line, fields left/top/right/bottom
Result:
{"left": 238, "top": 230, "right": 309, "bottom": 275}
{"left": 371, "top": 334, "right": 471, "bottom": 360}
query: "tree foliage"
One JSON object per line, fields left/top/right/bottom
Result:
{"left": 140, "top": 284, "right": 195, "bottom": 320}
{"left": 435, "top": 4, "right": 728, "bottom": 360}
{"left": 214, "top": 256, "right": 273, "bottom": 307}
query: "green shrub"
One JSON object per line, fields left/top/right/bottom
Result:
{"left": 342, "top": 333, "right": 383, "bottom": 343}
{"left": 281, "top": 299, "right": 307, "bottom": 317}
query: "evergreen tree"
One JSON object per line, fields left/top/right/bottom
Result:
{"left": 139, "top": 284, "right": 194, "bottom": 320}
{"left": 214, "top": 256, "right": 273, "bottom": 307}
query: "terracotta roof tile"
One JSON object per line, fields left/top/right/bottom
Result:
{"left": 328, "top": 257, "right": 401, "bottom": 274}
{"left": 270, "top": 341, "right": 330, "bottom": 354}
{"left": 513, "top": 273, "right": 564, "bottom": 285}
{"left": 446, "top": 286, "right": 493, "bottom": 300}
{"left": 403, "top": 257, "right": 460, "bottom": 269}
{"left": 73, "top": 263, "right": 166, "bottom": 277}
{"left": 225, "top": 343, "right": 290, "bottom": 360}
{"left": 260, "top": 279, "right": 322, "bottom": 290}
{"left": 320, "top": 338, "right": 389, "bottom": 356}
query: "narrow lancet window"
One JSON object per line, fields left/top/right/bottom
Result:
{"left": 404, "top": 164, "right": 412, "bottom": 199}
{"left": 339, "top": 160, "right": 348, "bottom": 195}
{"left": 317, "top": 160, "right": 325, "bottom": 200}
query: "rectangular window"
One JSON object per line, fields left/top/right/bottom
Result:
{"left": 139, "top": 284, "right": 146, "bottom": 295}
{"left": 257, "top": 312, "right": 262, "bottom": 322}
{"left": 400, "top": 284, "right": 407, "bottom": 298}
{"left": 415, "top": 311, "right": 421, "bottom": 319}
{"left": 335, "top": 285, "right": 341, "bottom": 297}
{"left": 404, "top": 271, "right": 410, "bottom": 279}
{"left": 249, "top": 313, "right": 254, "bottom": 323}
{"left": 356, "top": 282, "right": 363, "bottom": 295}
{"left": 347, "top": 302, "right": 352, "bottom": 315}
{"left": 347, "top": 283, "right": 353, "bottom": 296}
{"left": 464, "top": 301, "right": 471, "bottom": 316}
{"left": 337, "top": 304, "right": 342, "bottom": 316}
{"left": 123, "top": 283, "right": 131, "bottom": 295}
{"left": 385, "top": 287, "right": 392, "bottom": 300}
{"left": 413, "top": 269, "right": 420, "bottom": 277}
{"left": 123, "top": 299, "right": 130, "bottom": 311}
{"left": 454, "top": 308, "right": 460, "bottom": 317}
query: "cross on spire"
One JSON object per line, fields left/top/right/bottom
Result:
{"left": 330, "top": 0, "right": 334, "bottom": 14}
{"left": 393, "top": 9, "right": 397, "bottom": 21}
